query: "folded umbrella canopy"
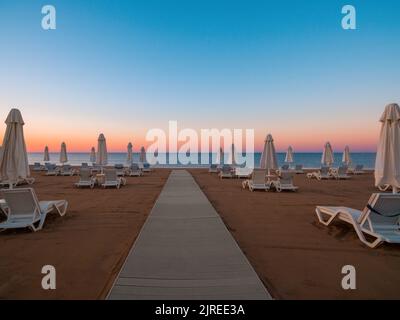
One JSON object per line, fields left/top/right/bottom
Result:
{"left": 140, "top": 146, "right": 146, "bottom": 163}
{"left": 90, "top": 147, "right": 96, "bottom": 163}
{"left": 60, "top": 142, "right": 68, "bottom": 164}
{"left": 0, "top": 109, "right": 30, "bottom": 187}
{"left": 285, "top": 146, "right": 294, "bottom": 163}
{"left": 44, "top": 146, "right": 50, "bottom": 162}
{"left": 260, "top": 134, "right": 278, "bottom": 174}
{"left": 342, "top": 145, "right": 351, "bottom": 166}
{"left": 127, "top": 142, "right": 133, "bottom": 165}
{"left": 321, "top": 142, "right": 334, "bottom": 167}
{"left": 375, "top": 103, "right": 400, "bottom": 193}
{"left": 96, "top": 134, "right": 108, "bottom": 166}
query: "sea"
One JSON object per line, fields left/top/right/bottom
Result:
{"left": 28, "top": 152, "right": 376, "bottom": 169}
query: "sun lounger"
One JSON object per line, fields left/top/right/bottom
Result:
{"left": 293, "top": 164, "right": 304, "bottom": 174}
{"left": 129, "top": 163, "right": 143, "bottom": 177}
{"left": 271, "top": 171, "right": 298, "bottom": 192}
{"left": 102, "top": 169, "right": 126, "bottom": 189}
{"left": 348, "top": 164, "right": 365, "bottom": 175}
{"left": 0, "top": 188, "right": 68, "bottom": 232}
{"left": 242, "top": 169, "right": 270, "bottom": 191}
{"left": 234, "top": 167, "right": 253, "bottom": 179}
{"left": 114, "top": 164, "right": 126, "bottom": 176}
{"left": 307, "top": 166, "right": 332, "bottom": 180}
{"left": 45, "top": 164, "right": 59, "bottom": 176}
{"left": 141, "top": 163, "right": 152, "bottom": 172}
{"left": 59, "top": 165, "right": 77, "bottom": 176}
{"left": 316, "top": 193, "right": 400, "bottom": 248}
{"left": 219, "top": 165, "right": 233, "bottom": 179}
{"left": 0, "top": 177, "right": 36, "bottom": 188}
{"left": 209, "top": 164, "right": 219, "bottom": 173}
{"left": 332, "top": 166, "right": 351, "bottom": 180}
{"left": 32, "top": 162, "right": 43, "bottom": 172}
{"left": 281, "top": 164, "right": 290, "bottom": 171}
{"left": 75, "top": 168, "right": 95, "bottom": 188}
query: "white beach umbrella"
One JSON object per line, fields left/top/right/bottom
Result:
{"left": 285, "top": 146, "right": 294, "bottom": 163}
{"left": 227, "top": 144, "right": 236, "bottom": 166}
{"left": 96, "top": 134, "right": 108, "bottom": 166}
{"left": 126, "top": 142, "right": 133, "bottom": 165}
{"left": 342, "top": 145, "right": 351, "bottom": 166}
{"left": 44, "top": 146, "right": 50, "bottom": 162}
{"left": 90, "top": 147, "right": 96, "bottom": 163}
{"left": 260, "top": 134, "right": 278, "bottom": 174}
{"left": 321, "top": 142, "right": 334, "bottom": 166}
{"left": 140, "top": 146, "right": 146, "bottom": 163}
{"left": 60, "top": 142, "right": 68, "bottom": 164}
{"left": 375, "top": 103, "right": 400, "bottom": 193}
{"left": 0, "top": 109, "right": 30, "bottom": 187}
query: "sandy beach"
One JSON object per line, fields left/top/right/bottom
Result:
{"left": 1, "top": 168, "right": 400, "bottom": 299}
{"left": 189, "top": 169, "right": 400, "bottom": 299}
{"left": 0, "top": 169, "right": 170, "bottom": 299}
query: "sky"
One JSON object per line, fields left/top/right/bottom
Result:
{"left": 0, "top": 0, "right": 399, "bottom": 152}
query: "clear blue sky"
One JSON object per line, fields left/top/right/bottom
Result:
{"left": 1, "top": 0, "right": 399, "bottom": 151}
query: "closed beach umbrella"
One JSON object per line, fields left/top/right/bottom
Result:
{"left": 44, "top": 146, "right": 50, "bottom": 162}
{"left": 375, "top": 103, "right": 400, "bottom": 193}
{"left": 126, "top": 142, "right": 133, "bottom": 164}
{"left": 96, "top": 134, "right": 108, "bottom": 166}
{"left": 227, "top": 144, "right": 236, "bottom": 166}
{"left": 260, "top": 134, "right": 278, "bottom": 174}
{"left": 90, "top": 147, "right": 96, "bottom": 163}
{"left": 215, "top": 147, "right": 224, "bottom": 165}
{"left": 342, "top": 146, "right": 351, "bottom": 166}
{"left": 285, "top": 146, "right": 294, "bottom": 163}
{"left": 0, "top": 109, "right": 30, "bottom": 187}
{"left": 140, "top": 146, "right": 146, "bottom": 163}
{"left": 321, "top": 142, "right": 334, "bottom": 166}
{"left": 60, "top": 142, "right": 68, "bottom": 164}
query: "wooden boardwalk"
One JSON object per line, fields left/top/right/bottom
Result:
{"left": 107, "top": 170, "right": 271, "bottom": 300}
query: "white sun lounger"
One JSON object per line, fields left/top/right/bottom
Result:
{"left": 45, "top": 164, "right": 59, "bottom": 176}
{"left": 315, "top": 193, "right": 400, "bottom": 248}
{"left": 102, "top": 169, "right": 126, "bottom": 189}
{"left": 0, "top": 177, "right": 35, "bottom": 188}
{"left": 332, "top": 166, "right": 351, "bottom": 180}
{"left": 219, "top": 165, "right": 233, "bottom": 179}
{"left": 129, "top": 163, "right": 143, "bottom": 177}
{"left": 75, "top": 168, "right": 95, "bottom": 188}
{"left": 209, "top": 164, "right": 219, "bottom": 173}
{"left": 140, "top": 163, "right": 152, "bottom": 172}
{"left": 307, "top": 166, "right": 332, "bottom": 180}
{"left": 348, "top": 164, "right": 365, "bottom": 175}
{"left": 234, "top": 167, "right": 253, "bottom": 179}
{"left": 32, "top": 162, "right": 43, "bottom": 172}
{"left": 114, "top": 164, "right": 126, "bottom": 177}
{"left": 294, "top": 164, "right": 304, "bottom": 174}
{"left": 0, "top": 188, "right": 68, "bottom": 232}
{"left": 243, "top": 169, "right": 270, "bottom": 191}
{"left": 272, "top": 171, "right": 298, "bottom": 192}
{"left": 59, "top": 165, "right": 77, "bottom": 176}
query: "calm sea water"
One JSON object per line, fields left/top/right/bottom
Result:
{"left": 28, "top": 152, "right": 376, "bottom": 169}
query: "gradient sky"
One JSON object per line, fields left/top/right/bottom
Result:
{"left": 1, "top": 0, "right": 400, "bottom": 152}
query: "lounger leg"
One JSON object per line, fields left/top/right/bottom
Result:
{"left": 315, "top": 208, "right": 338, "bottom": 226}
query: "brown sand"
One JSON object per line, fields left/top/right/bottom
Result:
{"left": 0, "top": 169, "right": 170, "bottom": 299}
{"left": 189, "top": 169, "right": 400, "bottom": 300}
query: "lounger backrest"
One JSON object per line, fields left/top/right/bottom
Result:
{"left": 104, "top": 169, "right": 118, "bottom": 181}
{"left": 48, "top": 164, "right": 56, "bottom": 170}
{"left": 79, "top": 168, "right": 91, "bottom": 181}
{"left": 210, "top": 164, "right": 217, "bottom": 169}
{"left": 222, "top": 165, "right": 231, "bottom": 173}
{"left": 281, "top": 164, "right": 289, "bottom": 170}
{"left": 295, "top": 165, "right": 303, "bottom": 170}
{"left": 81, "top": 163, "right": 88, "bottom": 167}
{"left": 280, "top": 172, "right": 294, "bottom": 185}
{"left": 34, "top": 162, "right": 40, "bottom": 167}
{"left": 356, "top": 164, "right": 363, "bottom": 171}
{"left": 62, "top": 165, "right": 71, "bottom": 171}
{"left": 320, "top": 167, "right": 329, "bottom": 175}
{"left": 1, "top": 188, "right": 40, "bottom": 220}
{"left": 114, "top": 164, "right": 124, "bottom": 169}
{"left": 131, "top": 163, "right": 139, "bottom": 170}
{"left": 252, "top": 169, "right": 266, "bottom": 184}
{"left": 338, "top": 166, "right": 348, "bottom": 175}
{"left": 143, "top": 163, "right": 150, "bottom": 168}
{"left": 360, "top": 193, "right": 400, "bottom": 225}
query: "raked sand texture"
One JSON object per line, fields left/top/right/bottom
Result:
{"left": 108, "top": 170, "right": 271, "bottom": 300}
